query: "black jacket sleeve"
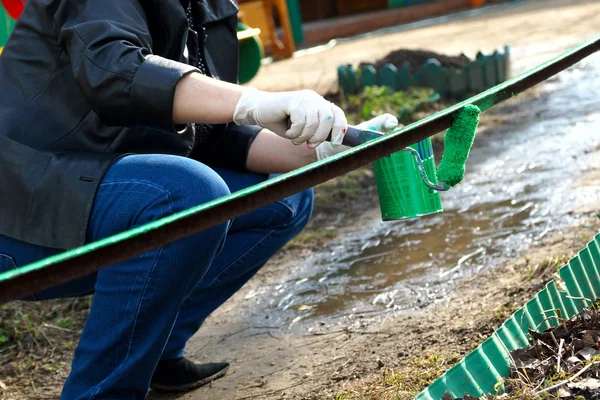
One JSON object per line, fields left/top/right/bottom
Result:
{"left": 192, "top": 124, "right": 262, "bottom": 172}
{"left": 55, "top": 0, "right": 197, "bottom": 129}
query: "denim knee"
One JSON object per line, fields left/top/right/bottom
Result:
{"left": 144, "top": 157, "right": 232, "bottom": 247}
{"left": 140, "top": 156, "right": 231, "bottom": 213}
{"left": 276, "top": 187, "right": 314, "bottom": 232}
{"left": 91, "top": 155, "right": 232, "bottom": 244}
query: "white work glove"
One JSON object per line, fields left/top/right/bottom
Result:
{"left": 233, "top": 88, "right": 347, "bottom": 148}
{"left": 315, "top": 114, "right": 399, "bottom": 161}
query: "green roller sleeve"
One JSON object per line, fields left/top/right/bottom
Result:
{"left": 436, "top": 104, "right": 481, "bottom": 188}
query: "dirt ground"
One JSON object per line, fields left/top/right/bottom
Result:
{"left": 163, "top": 220, "right": 600, "bottom": 400}
{"left": 1, "top": 1, "right": 600, "bottom": 400}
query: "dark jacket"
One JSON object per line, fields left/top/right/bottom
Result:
{"left": 0, "top": 0, "right": 261, "bottom": 249}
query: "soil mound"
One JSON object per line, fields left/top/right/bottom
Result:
{"left": 366, "top": 49, "right": 471, "bottom": 73}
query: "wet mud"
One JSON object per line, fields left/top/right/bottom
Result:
{"left": 239, "top": 55, "right": 600, "bottom": 332}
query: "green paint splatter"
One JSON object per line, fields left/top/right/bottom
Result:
{"left": 436, "top": 105, "right": 480, "bottom": 188}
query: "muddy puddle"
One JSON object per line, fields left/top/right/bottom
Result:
{"left": 247, "top": 55, "right": 600, "bottom": 330}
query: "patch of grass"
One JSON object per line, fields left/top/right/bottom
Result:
{"left": 0, "top": 299, "right": 89, "bottom": 354}
{"left": 491, "top": 305, "right": 518, "bottom": 325}
{"left": 364, "top": 353, "right": 460, "bottom": 399}
{"left": 0, "top": 298, "right": 90, "bottom": 397}
{"left": 56, "top": 318, "right": 77, "bottom": 329}
{"left": 313, "top": 167, "right": 372, "bottom": 207}
{"left": 339, "top": 86, "right": 444, "bottom": 126}
{"left": 523, "top": 253, "right": 571, "bottom": 281}
{"left": 334, "top": 393, "right": 352, "bottom": 400}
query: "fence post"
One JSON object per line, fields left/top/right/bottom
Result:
{"left": 379, "top": 63, "right": 399, "bottom": 91}
{"left": 466, "top": 58, "right": 485, "bottom": 94}
{"left": 414, "top": 69, "right": 425, "bottom": 88}
{"left": 337, "top": 65, "right": 351, "bottom": 95}
{"left": 423, "top": 58, "right": 446, "bottom": 96}
{"left": 482, "top": 55, "right": 497, "bottom": 89}
{"left": 492, "top": 50, "right": 505, "bottom": 84}
{"left": 504, "top": 45, "right": 511, "bottom": 79}
{"left": 448, "top": 69, "right": 467, "bottom": 100}
{"left": 398, "top": 62, "right": 412, "bottom": 91}
{"left": 360, "top": 65, "right": 378, "bottom": 90}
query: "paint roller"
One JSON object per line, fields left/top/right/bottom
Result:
{"left": 320, "top": 104, "right": 481, "bottom": 219}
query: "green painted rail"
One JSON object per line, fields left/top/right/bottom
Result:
{"left": 0, "top": 34, "right": 598, "bottom": 305}
{"left": 417, "top": 231, "right": 600, "bottom": 399}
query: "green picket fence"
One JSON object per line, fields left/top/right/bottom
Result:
{"left": 338, "top": 46, "right": 510, "bottom": 100}
{"left": 417, "top": 230, "right": 600, "bottom": 399}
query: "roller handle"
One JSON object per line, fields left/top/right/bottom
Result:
{"left": 285, "top": 118, "right": 384, "bottom": 147}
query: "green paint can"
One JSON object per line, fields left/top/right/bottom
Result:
{"left": 373, "top": 137, "right": 443, "bottom": 220}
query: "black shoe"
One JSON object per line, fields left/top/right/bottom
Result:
{"left": 150, "top": 357, "right": 230, "bottom": 393}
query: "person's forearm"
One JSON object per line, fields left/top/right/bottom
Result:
{"left": 246, "top": 129, "right": 317, "bottom": 174}
{"left": 173, "top": 72, "right": 246, "bottom": 124}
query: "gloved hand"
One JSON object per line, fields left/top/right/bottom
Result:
{"left": 233, "top": 88, "right": 347, "bottom": 148}
{"left": 315, "top": 113, "right": 399, "bottom": 161}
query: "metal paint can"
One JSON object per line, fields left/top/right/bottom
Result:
{"left": 373, "top": 137, "right": 443, "bottom": 220}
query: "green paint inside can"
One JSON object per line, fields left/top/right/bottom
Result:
{"left": 373, "top": 137, "right": 443, "bottom": 220}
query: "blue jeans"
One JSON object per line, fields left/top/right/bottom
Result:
{"left": 0, "top": 155, "right": 313, "bottom": 400}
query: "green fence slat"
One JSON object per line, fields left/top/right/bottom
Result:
{"left": 558, "top": 274, "right": 580, "bottom": 319}
{"left": 524, "top": 297, "right": 544, "bottom": 331}
{"left": 466, "top": 59, "right": 485, "bottom": 93}
{"left": 504, "top": 45, "right": 511, "bottom": 79}
{"left": 545, "top": 282, "right": 565, "bottom": 321}
{"left": 537, "top": 289, "right": 556, "bottom": 330}
{"left": 483, "top": 55, "right": 497, "bottom": 89}
{"left": 426, "top": 377, "right": 447, "bottom": 400}
{"left": 347, "top": 66, "right": 358, "bottom": 94}
{"left": 397, "top": 62, "right": 412, "bottom": 90}
{"left": 546, "top": 281, "right": 569, "bottom": 323}
{"left": 379, "top": 63, "right": 398, "bottom": 90}
{"left": 570, "top": 255, "right": 597, "bottom": 301}
{"left": 414, "top": 69, "right": 425, "bottom": 87}
{"left": 507, "top": 311, "right": 530, "bottom": 346}
{"left": 448, "top": 69, "right": 468, "bottom": 100}
{"left": 560, "top": 260, "right": 590, "bottom": 310}
{"left": 482, "top": 334, "right": 511, "bottom": 379}
{"left": 495, "top": 325, "right": 518, "bottom": 353}
{"left": 337, "top": 65, "right": 359, "bottom": 95}
{"left": 590, "top": 237, "right": 600, "bottom": 268}
{"left": 337, "top": 66, "right": 349, "bottom": 94}
{"left": 581, "top": 248, "right": 600, "bottom": 296}
{"left": 360, "top": 65, "right": 377, "bottom": 89}
{"left": 535, "top": 296, "right": 551, "bottom": 331}
{"left": 493, "top": 50, "right": 505, "bottom": 84}
{"left": 444, "top": 362, "right": 478, "bottom": 397}
{"left": 464, "top": 347, "right": 499, "bottom": 394}
{"left": 422, "top": 59, "right": 445, "bottom": 96}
